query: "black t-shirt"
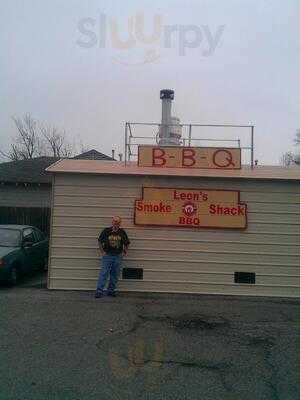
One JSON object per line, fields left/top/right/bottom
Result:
{"left": 98, "top": 227, "right": 130, "bottom": 255}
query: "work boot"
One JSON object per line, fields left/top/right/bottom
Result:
{"left": 94, "top": 290, "right": 103, "bottom": 298}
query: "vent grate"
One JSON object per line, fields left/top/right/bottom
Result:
{"left": 234, "top": 272, "right": 256, "bottom": 284}
{"left": 122, "top": 268, "right": 143, "bottom": 280}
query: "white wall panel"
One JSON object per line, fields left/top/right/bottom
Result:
{"left": 48, "top": 173, "right": 300, "bottom": 297}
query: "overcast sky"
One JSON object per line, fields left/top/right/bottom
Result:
{"left": 1, "top": 0, "right": 299, "bottom": 164}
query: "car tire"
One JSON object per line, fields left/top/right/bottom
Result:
{"left": 9, "top": 266, "right": 18, "bottom": 286}
{"left": 41, "top": 257, "right": 48, "bottom": 272}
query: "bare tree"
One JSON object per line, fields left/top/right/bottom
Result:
{"left": 39, "top": 124, "right": 74, "bottom": 157}
{"left": 280, "top": 130, "right": 300, "bottom": 166}
{"left": 1, "top": 114, "right": 81, "bottom": 161}
{"left": 0, "top": 114, "right": 44, "bottom": 160}
{"left": 294, "top": 129, "right": 300, "bottom": 146}
{"left": 0, "top": 144, "right": 20, "bottom": 162}
{"left": 77, "top": 137, "right": 90, "bottom": 154}
{"left": 280, "top": 151, "right": 294, "bottom": 167}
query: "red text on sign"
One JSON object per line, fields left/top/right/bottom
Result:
{"left": 136, "top": 201, "right": 172, "bottom": 213}
{"left": 209, "top": 204, "right": 245, "bottom": 216}
{"left": 173, "top": 190, "right": 208, "bottom": 202}
{"left": 152, "top": 148, "right": 166, "bottom": 166}
{"left": 178, "top": 217, "right": 200, "bottom": 225}
{"left": 182, "top": 149, "right": 196, "bottom": 167}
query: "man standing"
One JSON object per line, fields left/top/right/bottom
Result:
{"left": 95, "top": 216, "right": 130, "bottom": 298}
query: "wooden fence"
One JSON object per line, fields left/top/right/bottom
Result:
{"left": 0, "top": 207, "right": 51, "bottom": 235}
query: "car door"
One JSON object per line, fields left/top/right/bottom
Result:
{"left": 22, "top": 228, "right": 39, "bottom": 273}
{"left": 32, "top": 228, "right": 48, "bottom": 268}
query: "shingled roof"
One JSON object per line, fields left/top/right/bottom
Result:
{"left": 73, "top": 149, "right": 114, "bottom": 161}
{"left": 0, "top": 156, "right": 59, "bottom": 184}
{"left": 0, "top": 149, "right": 113, "bottom": 184}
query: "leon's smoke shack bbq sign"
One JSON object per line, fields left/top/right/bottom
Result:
{"left": 138, "top": 145, "right": 241, "bottom": 169}
{"left": 135, "top": 188, "right": 247, "bottom": 229}
{"left": 135, "top": 145, "right": 246, "bottom": 229}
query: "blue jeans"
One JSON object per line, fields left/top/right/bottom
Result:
{"left": 96, "top": 254, "right": 122, "bottom": 293}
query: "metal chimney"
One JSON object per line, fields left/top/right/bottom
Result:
{"left": 159, "top": 89, "right": 174, "bottom": 145}
{"left": 158, "top": 89, "right": 182, "bottom": 145}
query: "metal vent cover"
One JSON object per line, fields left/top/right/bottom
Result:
{"left": 122, "top": 268, "right": 143, "bottom": 280}
{"left": 234, "top": 272, "right": 256, "bottom": 284}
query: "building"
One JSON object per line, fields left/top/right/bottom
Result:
{"left": 0, "top": 150, "right": 113, "bottom": 232}
{"left": 46, "top": 158, "right": 300, "bottom": 297}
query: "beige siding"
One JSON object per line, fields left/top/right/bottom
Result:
{"left": 48, "top": 174, "right": 300, "bottom": 297}
{"left": 0, "top": 185, "right": 51, "bottom": 207}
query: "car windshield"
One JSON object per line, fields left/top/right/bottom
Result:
{"left": 0, "top": 229, "right": 21, "bottom": 247}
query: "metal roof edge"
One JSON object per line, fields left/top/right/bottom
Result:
{"left": 45, "top": 159, "right": 300, "bottom": 181}
{"left": 45, "top": 158, "right": 65, "bottom": 173}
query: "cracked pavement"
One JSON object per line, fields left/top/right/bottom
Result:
{"left": 0, "top": 275, "right": 300, "bottom": 400}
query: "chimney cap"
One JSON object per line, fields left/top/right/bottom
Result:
{"left": 160, "top": 89, "right": 174, "bottom": 100}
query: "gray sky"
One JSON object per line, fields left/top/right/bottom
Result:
{"left": 1, "top": 0, "right": 299, "bottom": 164}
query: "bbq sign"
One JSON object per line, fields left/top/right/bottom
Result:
{"left": 135, "top": 187, "right": 247, "bottom": 229}
{"left": 138, "top": 145, "right": 241, "bottom": 169}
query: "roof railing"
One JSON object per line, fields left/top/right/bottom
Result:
{"left": 124, "top": 122, "right": 254, "bottom": 168}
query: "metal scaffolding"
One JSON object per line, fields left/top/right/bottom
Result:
{"left": 124, "top": 122, "right": 255, "bottom": 168}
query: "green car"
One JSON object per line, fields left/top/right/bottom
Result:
{"left": 0, "top": 225, "right": 49, "bottom": 285}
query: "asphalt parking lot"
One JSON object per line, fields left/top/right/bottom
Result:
{"left": 0, "top": 272, "right": 300, "bottom": 400}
